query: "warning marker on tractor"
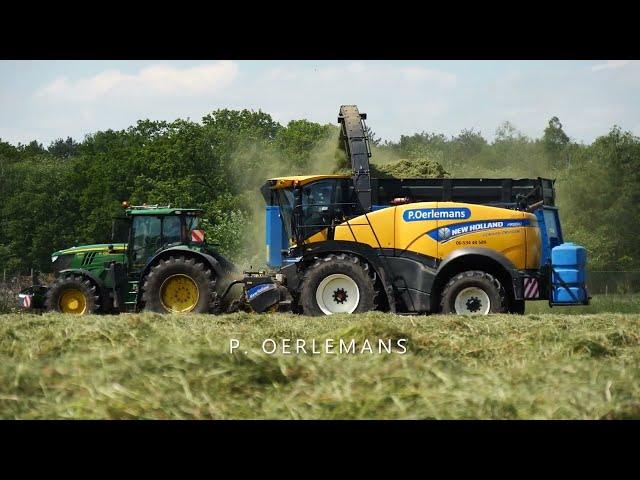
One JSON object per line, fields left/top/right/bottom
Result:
{"left": 191, "top": 229, "right": 205, "bottom": 243}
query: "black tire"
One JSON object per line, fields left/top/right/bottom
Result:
{"left": 299, "top": 253, "right": 377, "bottom": 316}
{"left": 142, "top": 256, "right": 216, "bottom": 314}
{"left": 509, "top": 299, "right": 526, "bottom": 315}
{"left": 45, "top": 274, "right": 101, "bottom": 314}
{"left": 440, "top": 270, "right": 506, "bottom": 315}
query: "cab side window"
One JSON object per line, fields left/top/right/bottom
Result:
{"left": 163, "top": 216, "right": 182, "bottom": 245}
{"left": 131, "top": 216, "right": 162, "bottom": 269}
{"left": 301, "top": 180, "right": 335, "bottom": 237}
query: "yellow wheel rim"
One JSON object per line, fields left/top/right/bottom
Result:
{"left": 160, "top": 274, "right": 200, "bottom": 313}
{"left": 59, "top": 289, "right": 88, "bottom": 314}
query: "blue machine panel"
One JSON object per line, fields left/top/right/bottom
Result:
{"left": 534, "top": 207, "right": 564, "bottom": 267}
{"left": 266, "top": 206, "right": 288, "bottom": 268}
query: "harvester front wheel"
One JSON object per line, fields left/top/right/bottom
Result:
{"left": 46, "top": 274, "right": 100, "bottom": 315}
{"left": 300, "top": 254, "right": 376, "bottom": 316}
{"left": 142, "top": 256, "right": 215, "bottom": 314}
{"left": 440, "top": 270, "right": 506, "bottom": 315}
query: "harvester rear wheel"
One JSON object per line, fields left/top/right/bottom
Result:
{"left": 46, "top": 274, "right": 101, "bottom": 315}
{"left": 440, "top": 270, "right": 506, "bottom": 315}
{"left": 142, "top": 256, "right": 215, "bottom": 314}
{"left": 300, "top": 254, "right": 377, "bottom": 316}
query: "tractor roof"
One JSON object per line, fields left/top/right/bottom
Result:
{"left": 125, "top": 206, "right": 203, "bottom": 216}
{"left": 266, "top": 175, "right": 349, "bottom": 189}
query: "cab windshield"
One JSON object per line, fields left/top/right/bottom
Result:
{"left": 130, "top": 215, "right": 190, "bottom": 270}
{"left": 276, "top": 179, "right": 362, "bottom": 244}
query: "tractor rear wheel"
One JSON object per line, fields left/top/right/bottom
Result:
{"left": 440, "top": 270, "right": 507, "bottom": 315}
{"left": 142, "top": 256, "right": 215, "bottom": 314}
{"left": 300, "top": 253, "right": 377, "bottom": 316}
{"left": 46, "top": 274, "right": 101, "bottom": 315}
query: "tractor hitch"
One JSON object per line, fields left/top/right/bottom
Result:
{"left": 18, "top": 285, "right": 48, "bottom": 310}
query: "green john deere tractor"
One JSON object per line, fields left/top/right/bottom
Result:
{"left": 20, "top": 203, "right": 236, "bottom": 315}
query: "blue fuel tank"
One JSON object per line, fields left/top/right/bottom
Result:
{"left": 551, "top": 242, "right": 588, "bottom": 304}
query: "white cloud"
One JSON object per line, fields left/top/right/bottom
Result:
{"left": 35, "top": 61, "right": 239, "bottom": 103}
{"left": 590, "top": 60, "right": 631, "bottom": 72}
{"left": 3, "top": 60, "right": 638, "bottom": 146}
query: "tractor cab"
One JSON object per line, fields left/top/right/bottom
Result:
{"left": 122, "top": 204, "right": 205, "bottom": 272}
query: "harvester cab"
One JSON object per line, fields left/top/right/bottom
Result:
{"left": 20, "top": 204, "right": 236, "bottom": 315}
{"left": 259, "top": 105, "right": 590, "bottom": 316}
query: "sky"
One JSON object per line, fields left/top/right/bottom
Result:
{"left": 0, "top": 60, "right": 638, "bottom": 146}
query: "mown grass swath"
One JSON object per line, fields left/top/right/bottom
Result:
{"left": 1, "top": 310, "right": 639, "bottom": 419}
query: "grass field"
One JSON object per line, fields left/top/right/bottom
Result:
{"left": 1, "top": 296, "right": 639, "bottom": 419}
{"left": 525, "top": 294, "right": 640, "bottom": 315}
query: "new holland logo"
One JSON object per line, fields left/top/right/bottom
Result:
{"left": 403, "top": 207, "right": 471, "bottom": 222}
{"left": 427, "top": 219, "right": 530, "bottom": 242}
{"left": 247, "top": 283, "right": 277, "bottom": 300}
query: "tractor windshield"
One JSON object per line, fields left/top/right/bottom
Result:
{"left": 131, "top": 216, "right": 162, "bottom": 269}
{"left": 130, "top": 215, "right": 194, "bottom": 270}
{"left": 276, "top": 179, "right": 363, "bottom": 244}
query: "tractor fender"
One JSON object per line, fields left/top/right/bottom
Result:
{"left": 58, "top": 268, "right": 110, "bottom": 305}
{"left": 141, "top": 246, "right": 229, "bottom": 285}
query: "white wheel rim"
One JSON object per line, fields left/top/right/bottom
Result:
{"left": 454, "top": 287, "right": 491, "bottom": 315}
{"left": 316, "top": 274, "right": 360, "bottom": 315}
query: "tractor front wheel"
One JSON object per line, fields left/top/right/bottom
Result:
{"left": 299, "top": 254, "right": 377, "bottom": 316}
{"left": 46, "top": 274, "right": 101, "bottom": 315}
{"left": 142, "top": 256, "right": 215, "bottom": 314}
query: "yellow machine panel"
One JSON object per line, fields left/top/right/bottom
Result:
{"left": 431, "top": 202, "right": 532, "bottom": 269}
{"left": 332, "top": 206, "right": 395, "bottom": 248}
{"left": 268, "top": 175, "right": 349, "bottom": 189}
{"left": 525, "top": 217, "right": 542, "bottom": 269}
{"left": 306, "top": 202, "right": 539, "bottom": 271}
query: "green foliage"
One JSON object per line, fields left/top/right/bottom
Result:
{"left": 0, "top": 110, "right": 344, "bottom": 272}
{"left": 543, "top": 116, "right": 570, "bottom": 153}
{"left": 0, "top": 112, "right": 638, "bottom": 273}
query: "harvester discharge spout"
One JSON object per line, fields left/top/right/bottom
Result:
{"left": 338, "top": 105, "right": 373, "bottom": 212}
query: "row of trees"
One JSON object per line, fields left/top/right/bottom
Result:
{"left": 1, "top": 110, "right": 638, "bottom": 274}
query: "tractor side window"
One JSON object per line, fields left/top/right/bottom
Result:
{"left": 277, "top": 188, "right": 295, "bottom": 242}
{"left": 163, "top": 216, "right": 182, "bottom": 245}
{"left": 334, "top": 179, "right": 362, "bottom": 218}
{"left": 111, "top": 217, "right": 131, "bottom": 243}
{"left": 185, "top": 216, "right": 200, "bottom": 232}
{"left": 301, "top": 180, "right": 336, "bottom": 238}
{"left": 131, "top": 216, "right": 162, "bottom": 269}
{"left": 543, "top": 208, "right": 563, "bottom": 248}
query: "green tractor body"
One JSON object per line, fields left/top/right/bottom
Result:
{"left": 21, "top": 205, "right": 236, "bottom": 314}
